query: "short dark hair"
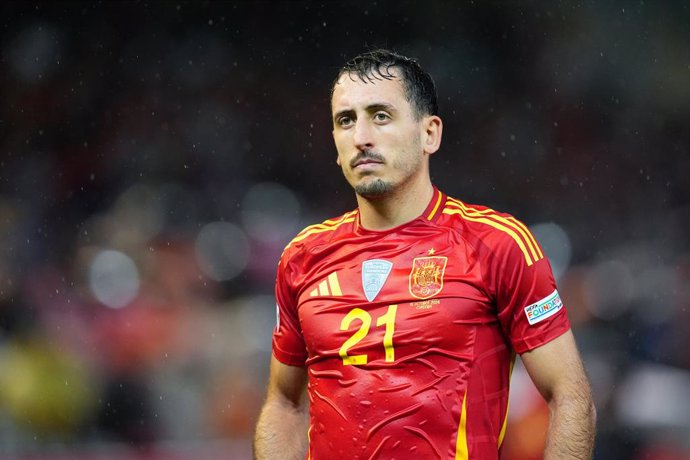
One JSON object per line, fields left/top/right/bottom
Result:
{"left": 331, "top": 49, "right": 439, "bottom": 119}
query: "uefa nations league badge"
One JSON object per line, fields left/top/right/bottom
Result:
{"left": 362, "top": 259, "right": 393, "bottom": 302}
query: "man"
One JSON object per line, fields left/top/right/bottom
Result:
{"left": 254, "top": 49, "right": 596, "bottom": 459}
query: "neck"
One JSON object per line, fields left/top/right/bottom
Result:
{"left": 356, "top": 178, "right": 435, "bottom": 231}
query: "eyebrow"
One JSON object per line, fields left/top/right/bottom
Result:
{"left": 333, "top": 103, "right": 397, "bottom": 123}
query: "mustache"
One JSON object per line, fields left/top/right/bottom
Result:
{"left": 350, "top": 150, "right": 385, "bottom": 169}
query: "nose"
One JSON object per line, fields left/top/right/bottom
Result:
{"left": 353, "top": 118, "right": 374, "bottom": 151}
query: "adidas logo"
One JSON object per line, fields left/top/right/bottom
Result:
{"left": 309, "top": 272, "right": 342, "bottom": 297}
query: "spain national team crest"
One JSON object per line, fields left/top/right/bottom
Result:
{"left": 409, "top": 256, "right": 448, "bottom": 299}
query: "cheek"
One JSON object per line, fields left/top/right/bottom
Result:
{"left": 333, "top": 138, "right": 351, "bottom": 168}
{"left": 396, "top": 139, "right": 423, "bottom": 173}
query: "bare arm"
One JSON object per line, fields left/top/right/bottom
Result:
{"left": 254, "top": 356, "right": 309, "bottom": 460}
{"left": 520, "top": 330, "right": 596, "bottom": 459}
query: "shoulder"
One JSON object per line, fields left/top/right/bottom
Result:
{"left": 280, "top": 209, "right": 359, "bottom": 263}
{"left": 439, "top": 195, "right": 544, "bottom": 267}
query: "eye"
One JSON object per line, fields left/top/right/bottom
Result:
{"left": 373, "top": 112, "right": 391, "bottom": 123}
{"left": 337, "top": 116, "right": 354, "bottom": 127}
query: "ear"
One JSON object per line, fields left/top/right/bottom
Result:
{"left": 421, "top": 115, "right": 443, "bottom": 155}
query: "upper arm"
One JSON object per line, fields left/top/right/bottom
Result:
{"left": 266, "top": 355, "right": 308, "bottom": 408}
{"left": 520, "top": 329, "right": 590, "bottom": 402}
{"left": 488, "top": 226, "right": 571, "bottom": 355}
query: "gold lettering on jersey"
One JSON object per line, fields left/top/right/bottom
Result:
{"left": 409, "top": 256, "right": 448, "bottom": 300}
{"left": 411, "top": 299, "right": 440, "bottom": 310}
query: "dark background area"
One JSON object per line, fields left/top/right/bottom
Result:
{"left": 0, "top": 1, "right": 688, "bottom": 459}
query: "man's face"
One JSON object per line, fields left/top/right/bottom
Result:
{"left": 331, "top": 70, "right": 426, "bottom": 199}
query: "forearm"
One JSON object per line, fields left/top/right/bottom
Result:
{"left": 543, "top": 391, "right": 596, "bottom": 459}
{"left": 254, "top": 396, "right": 309, "bottom": 460}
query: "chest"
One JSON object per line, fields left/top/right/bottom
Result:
{"left": 294, "top": 232, "right": 497, "bottom": 365}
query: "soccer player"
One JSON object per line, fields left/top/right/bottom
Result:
{"left": 254, "top": 49, "right": 596, "bottom": 459}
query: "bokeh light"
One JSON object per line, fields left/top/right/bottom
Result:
{"left": 530, "top": 222, "right": 572, "bottom": 280}
{"left": 584, "top": 259, "right": 635, "bottom": 320}
{"left": 6, "top": 23, "right": 61, "bottom": 82}
{"left": 241, "top": 182, "right": 301, "bottom": 244}
{"left": 88, "top": 249, "right": 141, "bottom": 309}
{"left": 195, "top": 222, "right": 250, "bottom": 281}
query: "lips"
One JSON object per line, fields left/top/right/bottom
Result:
{"left": 350, "top": 151, "right": 386, "bottom": 169}
{"left": 354, "top": 159, "right": 382, "bottom": 167}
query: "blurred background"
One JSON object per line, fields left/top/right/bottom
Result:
{"left": 0, "top": 1, "right": 688, "bottom": 459}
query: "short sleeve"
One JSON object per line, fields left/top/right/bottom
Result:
{"left": 493, "top": 234, "right": 571, "bottom": 354}
{"left": 271, "top": 252, "right": 308, "bottom": 366}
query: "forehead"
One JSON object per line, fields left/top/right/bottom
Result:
{"left": 331, "top": 71, "right": 409, "bottom": 113}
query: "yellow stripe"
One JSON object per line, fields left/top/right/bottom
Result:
{"left": 328, "top": 272, "right": 342, "bottom": 296}
{"left": 455, "top": 390, "right": 469, "bottom": 460}
{"left": 443, "top": 208, "right": 535, "bottom": 266}
{"left": 283, "top": 210, "right": 358, "bottom": 255}
{"left": 310, "top": 288, "right": 318, "bottom": 297}
{"left": 497, "top": 400, "right": 509, "bottom": 448}
{"left": 451, "top": 199, "right": 543, "bottom": 261}
{"left": 445, "top": 198, "right": 544, "bottom": 263}
{"left": 446, "top": 199, "right": 542, "bottom": 262}
{"left": 286, "top": 217, "right": 355, "bottom": 247}
{"left": 318, "top": 280, "right": 329, "bottom": 296}
{"left": 297, "top": 210, "right": 358, "bottom": 234}
{"left": 508, "top": 216, "right": 544, "bottom": 259}
{"left": 497, "top": 356, "right": 516, "bottom": 448}
{"left": 307, "top": 425, "right": 312, "bottom": 460}
{"left": 427, "top": 190, "right": 443, "bottom": 220}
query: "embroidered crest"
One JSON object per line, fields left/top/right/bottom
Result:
{"left": 409, "top": 256, "right": 447, "bottom": 299}
{"left": 362, "top": 259, "right": 393, "bottom": 302}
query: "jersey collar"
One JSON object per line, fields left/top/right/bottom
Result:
{"left": 423, "top": 186, "right": 445, "bottom": 223}
{"left": 354, "top": 186, "right": 446, "bottom": 233}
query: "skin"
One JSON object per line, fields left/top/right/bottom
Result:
{"left": 253, "top": 357, "right": 308, "bottom": 460}
{"left": 330, "top": 70, "right": 443, "bottom": 230}
{"left": 254, "top": 70, "right": 596, "bottom": 460}
{"left": 521, "top": 330, "right": 597, "bottom": 459}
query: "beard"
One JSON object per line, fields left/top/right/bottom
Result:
{"left": 347, "top": 140, "right": 422, "bottom": 199}
{"left": 354, "top": 177, "right": 393, "bottom": 198}
{"left": 349, "top": 150, "right": 393, "bottom": 198}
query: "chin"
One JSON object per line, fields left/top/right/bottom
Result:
{"left": 354, "top": 178, "right": 394, "bottom": 198}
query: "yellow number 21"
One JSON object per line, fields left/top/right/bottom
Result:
{"left": 339, "top": 305, "right": 398, "bottom": 365}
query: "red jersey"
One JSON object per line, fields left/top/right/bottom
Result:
{"left": 273, "top": 188, "right": 570, "bottom": 460}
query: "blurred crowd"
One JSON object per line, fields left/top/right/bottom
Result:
{"left": 0, "top": 2, "right": 688, "bottom": 459}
